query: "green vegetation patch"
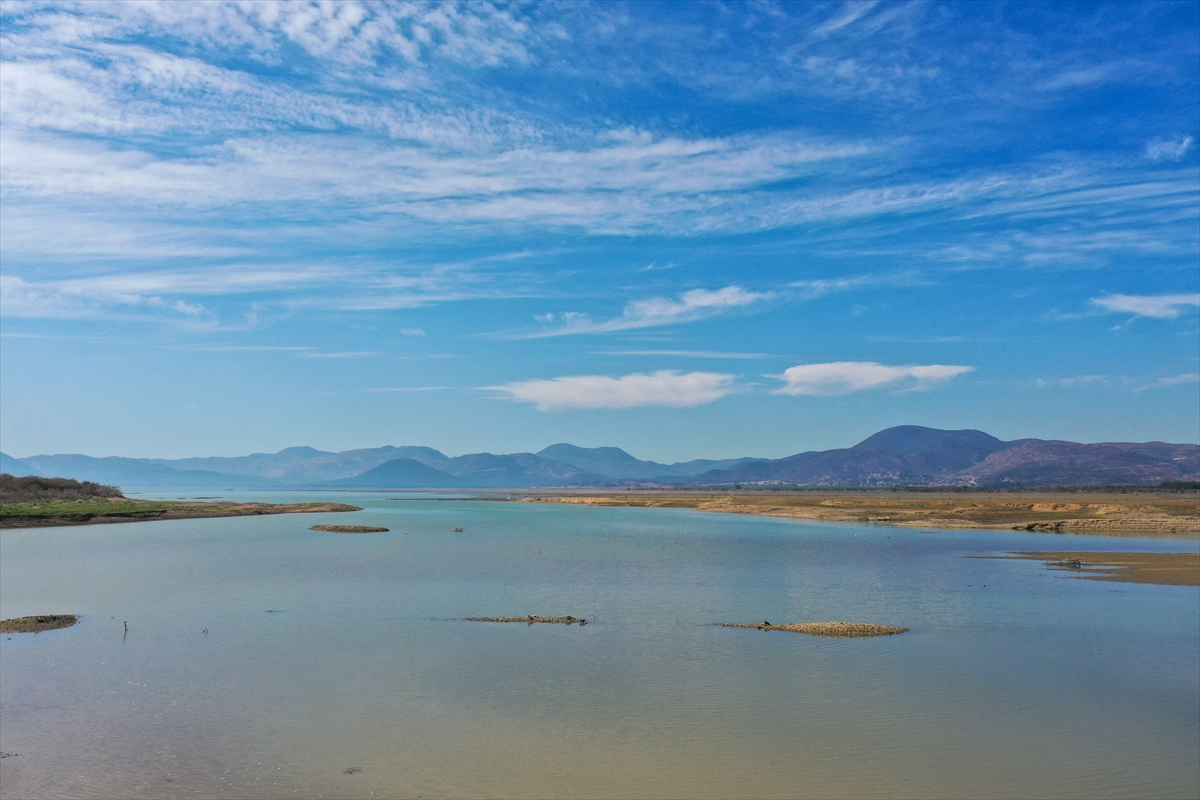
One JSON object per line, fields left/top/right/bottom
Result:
{"left": 0, "top": 474, "right": 123, "bottom": 502}
{"left": 0, "top": 499, "right": 177, "bottom": 519}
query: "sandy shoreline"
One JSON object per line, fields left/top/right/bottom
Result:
{"left": 510, "top": 491, "right": 1200, "bottom": 536}
{"left": 0, "top": 500, "right": 362, "bottom": 529}
{"left": 1006, "top": 551, "right": 1200, "bottom": 586}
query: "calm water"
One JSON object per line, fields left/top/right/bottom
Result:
{"left": 2, "top": 494, "right": 1198, "bottom": 799}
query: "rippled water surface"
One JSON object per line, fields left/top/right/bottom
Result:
{"left": 2, "top": 494, "right": 1198, "bottom": 799}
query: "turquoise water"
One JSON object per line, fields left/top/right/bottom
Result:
{"left": 2, "top": 495, "right": 1198, "bottom": 799}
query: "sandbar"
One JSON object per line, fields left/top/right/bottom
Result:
{"left": 1010, "top": 551, "right": 1200, "bottom": 586}
{"left": 722, "top": 621, "right": 907, "bottom": 637}
{"left": 468, "top": 615, "right": 587, "bottom": 625}
{"left": 0, "top": 615, "right": 78, "bottom": 633}
{"left": 310, "top": 524, "right": 389, "bottom": 533}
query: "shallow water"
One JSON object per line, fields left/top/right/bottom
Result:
{"left": 2, "top": 495, "right": 1197, "bottom": 799}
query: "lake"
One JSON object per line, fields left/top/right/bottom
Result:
{"left": 2, "top": 494, "right": 1198, "bottom": 798}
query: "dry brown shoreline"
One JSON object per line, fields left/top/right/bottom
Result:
{"left": 511, "top": 491, "right": 1200, "bottom": 536}
{"left": 1007, "top": 551, "right": 1200, "bottom": 586}
{"left": 0, "top": 500, "right": 362, "bottom": 529}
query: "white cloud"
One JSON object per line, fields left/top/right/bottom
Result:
{"left": 790, "top": 271, "right": 925, "bottom": 299}
{"left": 773, "top": 361, "right": 974, "bottom": 395}
{"left": 490, "top": 370, "right": 736, "bottom": 411}
{"left": 1091, "top": 293, "right": 1200, "bottom": 319}
{"left": 522, "top": 286, "right": 771, "bottom": 338}
{"left": 1146, "top": 137, "right": 1194, "bottom": 162}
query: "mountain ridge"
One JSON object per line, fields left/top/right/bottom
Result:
{"left": 3, "top": 426, "right": 1197, "bottom": 490}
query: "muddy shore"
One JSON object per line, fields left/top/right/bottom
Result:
{"left": 1007, "top": 551, "right": 1200, "bottom": 586}
{"left": 511, "top": 491, "right": 1199, "bottom": 536}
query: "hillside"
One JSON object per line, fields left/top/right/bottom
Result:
{"left": 4, "top": 426, "right": 1197, "bottom": 489}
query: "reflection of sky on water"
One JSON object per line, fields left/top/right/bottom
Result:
{"left": 2, "top": 497, "right": 1197, "bottom": 798}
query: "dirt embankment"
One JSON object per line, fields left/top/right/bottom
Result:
{"left": 0, "top": 499, "right": 362, "bottom": 529}
{"left": 515, "top": 492, "right": 1200, "bottom": 535}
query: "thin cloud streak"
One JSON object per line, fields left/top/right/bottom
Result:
{"left": 361, "top": 386, "right": 454, "bottom": 392}
{"left": 1091, "top": 293, "right": 1200, "bottom": 319}
{"left": 596, "top": 350, "right": 772, "bottom": 360}
{"left": 515, "top": 286, "right": 772, "bottom": 338}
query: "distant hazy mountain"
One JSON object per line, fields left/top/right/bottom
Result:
{"left": 537, "top": 443, "right": 761, "bottom": 480}
{"left": 326, "top": 458, "right": 461, "bottom": 488}
{"left": 4, "top": 454, "right": 275, "bottom": 490}
{"left": 953, "top": 440, "right": 1200, "bottom": 487}
{"left": 696, "top": 427, "right": 1006, "bottom": 486}
{"left": 151, "top": 445, "right": 449, "bottom": 483}
{"left": 4, "top": 427, "right": 1196, "bottom": 489}
{"left": 431, "top": 452, "right": 603, "bottom": 488}
{"left": 0, "top": 452, "right": 39, "bottom": 477}
{"left": 694, "top": 426, "right": 1199, "bottom": 487}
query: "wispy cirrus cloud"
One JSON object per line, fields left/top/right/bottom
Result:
{"left": 1091, "top": 293, "right": 1200, "bottom": 319}
{"left": 595, "top": 349, "right": 771, "bottom": 360}
{"left": 1146, "top": 136, "right": 1194, "bottom": 162}
{"left": 790, "top": 270, "right": 927, "bottom": 299}
{"left": 489, "top": 370, "right": 736, "bottom": 411}
{"left": 517, "top": 286, "right": 772, "bottom": 338}
{"left": 1136, "top": 373, "right": 1200, "bottom": 391}
{"left": 773, "top": 361, "right": 974, "bottom": 395}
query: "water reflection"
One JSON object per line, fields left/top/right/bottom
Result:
{"left": 2, "top": 497, "right": 1197, "bottom": 798}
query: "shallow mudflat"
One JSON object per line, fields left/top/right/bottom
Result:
{"left": 310, "top": 524, "right": 389, "bottom": 533}
{"left": 722, "top": 621, "right": 907, "bottom": 637}
{"left": 468, "top": 615, "right": 587, "bottom": 625}
{"left": 0, "top": 499, "right": 362, "bottom": 528}
{"left": 0, "top": 615, "right": 78, "bottom": 633}
{"left": 1012, "top": 551, "right": 1200, "bottom": 586}
{"left": 515, "top": 491, "right": 1200, "bottom": 536}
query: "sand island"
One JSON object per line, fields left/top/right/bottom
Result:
{"left": 0, "top": 615, "right": 78, "bottom": 633}
{"left": 310, "top": 524, "right": 389, "bottom": 533}
{"left": 722, "top": 621, "right": 908, "bottom": 637}
{"left": 469, "top": 615, "right": 588, "bottom": 625}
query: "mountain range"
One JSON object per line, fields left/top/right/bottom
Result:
{"left": 2, "top": 427, "right": 1197, "bottom": 490}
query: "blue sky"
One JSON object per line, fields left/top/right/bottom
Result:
{"left": 1, "top": 0, "right": 1197, "bottom": 461}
